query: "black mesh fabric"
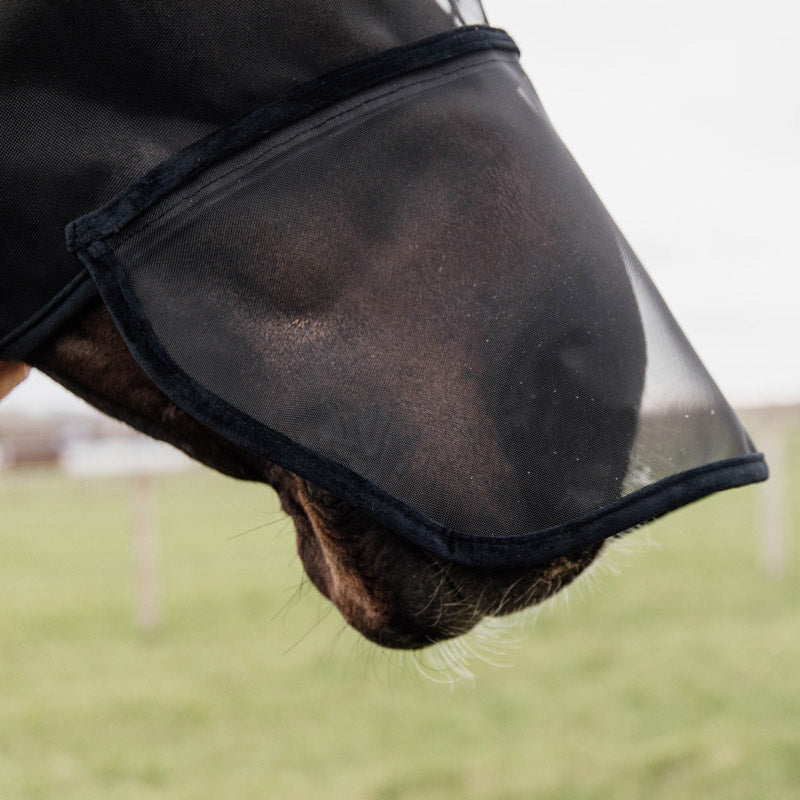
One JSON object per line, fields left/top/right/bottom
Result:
{"left": 65, "top": 29, "right": 766, "bottom": 567}
{"left": 0, "top": 0, "right": 484, "bottom": 356}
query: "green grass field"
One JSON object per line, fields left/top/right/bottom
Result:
{"left": 1, "top": 427, "right": 798, "bottom": 800}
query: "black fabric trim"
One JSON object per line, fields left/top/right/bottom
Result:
{"left": 454, "top": 454, "right": 769, "bottom": 567}
{"left": 0, "top": 271, "right": 98, "bottom": 359}
{"left": 67, "top": 26, "right": 518, "bottom": 249}
{"left": 79, "top": 240, "right": 767, "bottom": 570}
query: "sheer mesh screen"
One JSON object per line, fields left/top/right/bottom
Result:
{"left": 86, "top": 49, "right": 758, "bottom": 540}
{"left": 0, "top": 0, "right": 484, "bottom": 355}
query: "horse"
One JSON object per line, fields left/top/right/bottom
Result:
{"left": 0, "top": 0, "right": 766, "bottom": 650}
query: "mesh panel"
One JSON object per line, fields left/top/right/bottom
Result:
{"left": 615, "top": 232, "right": 755, "bottom": 495}
{"left": 0, "top": 0, "right": 481, "bottom": 354}
{"left": 84, "top": 48, "right": 759, "bottom": 541}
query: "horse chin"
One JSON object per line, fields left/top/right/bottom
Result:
{"left": 273, "top": 471, "right": 603, "bottom": 650}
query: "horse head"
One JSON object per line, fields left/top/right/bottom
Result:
{"left": 0, "top": 0, "right": 765, "bottom": 650}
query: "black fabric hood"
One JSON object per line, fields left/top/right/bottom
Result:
{"left": 0, "top": 0, "right": 487, "bottom": 356}
{"left": 1, "top": 1, "right": 767, "bottom": 567}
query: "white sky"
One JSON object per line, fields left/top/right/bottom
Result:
{"left": 2, "top": 0, "right": 798, "bottom": 417}
{"left": 486, "top": 0, "right": 800, "bottom": 407}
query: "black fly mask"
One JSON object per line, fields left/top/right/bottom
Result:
{"left": 0, "top": 1, "right": 767, "bottom": 567}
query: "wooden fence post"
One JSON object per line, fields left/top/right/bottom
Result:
{"left": 759, "top": 424, "right": 787, "bottom": 579}
{"left": 131, "top": 472, "right": 162, "bottom": 633}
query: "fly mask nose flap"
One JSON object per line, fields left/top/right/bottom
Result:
{"left": 1, "top": 3, "right": 767, "bottom": 568}
{"left": 65, "top": 27, "right": 767, "bottom": 567}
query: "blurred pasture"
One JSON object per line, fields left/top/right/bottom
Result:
{"left": 0, "top": 413, "right": 797, "bottom": 800}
